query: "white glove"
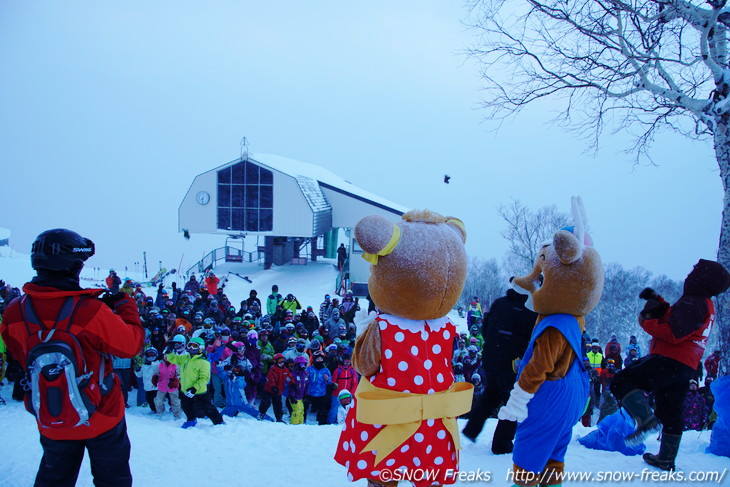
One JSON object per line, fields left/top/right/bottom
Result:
{"left": 184, "top": 389, "right": 195, "bottom": 399}
{"left": 498, "top": 384, "right": 534, "bottom": 423}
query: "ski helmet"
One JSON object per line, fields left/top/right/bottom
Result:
{"left": 31, "top": 228, "right": 95, "bottom": 274}
{"left": 171, "top": 334, "right": 187, "bottom": 344}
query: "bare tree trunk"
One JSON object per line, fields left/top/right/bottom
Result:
{"left": 714, "top": 121, "right": 730, "bottom": 375}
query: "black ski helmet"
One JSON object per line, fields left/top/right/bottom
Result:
{"left": 31, "top": 228, "right": 95, "bottom": 273}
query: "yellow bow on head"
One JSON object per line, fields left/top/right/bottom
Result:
{"left": 362, "top": 224, "right": 401, "bottom": 265}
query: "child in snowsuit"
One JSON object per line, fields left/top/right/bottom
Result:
{"left": 154, "top": 353, "right": 182, "bottom": 420}
{"left": 336, "top": 389, "right": 354, "bottom": 424}
{"left": 259, "top": 353, "right": 292, "bottom": 422}
{"left": 306, "top": 350, "right": 332, "bottom": 425}
{"left": 217, "top": 341, "right": 252, "bottom": 417}
{"left": 288, "top": 355, "right": 310, "bottom": 424}
{"left": 134, "top": 347, "right": 160, "bottom": 413}
{"left": 328, "top": 354, "right": 358, "bottom": 424}
{"left": 682, "top": 379, "right": 708, "bottom": 431}
{"left": 167, "top": 336, "right": 224, "bottom": 428}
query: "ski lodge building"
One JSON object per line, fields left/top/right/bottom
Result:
{"left": 178, "top": 153, "right": 408, "bottom": 294}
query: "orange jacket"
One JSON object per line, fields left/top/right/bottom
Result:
{"left": 0, "top": 283, "right": 144, "bottom": 440}
{"left": 205, "top": 275, "right": 220, "bottom": 295}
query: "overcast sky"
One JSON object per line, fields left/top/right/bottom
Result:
{"left": 0, "top": 1, "right": 722, "bottom": 282}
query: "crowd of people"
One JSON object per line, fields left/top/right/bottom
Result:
{"left": 0, "top": 275, "right": 723, "bottom": 432}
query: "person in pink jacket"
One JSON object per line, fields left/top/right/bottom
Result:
{"left": 154, "top": 351, "right": 182, "bottom": 420}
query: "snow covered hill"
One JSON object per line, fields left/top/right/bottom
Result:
{"left": 0, "top": 254, "right": 728, "bottom": 486}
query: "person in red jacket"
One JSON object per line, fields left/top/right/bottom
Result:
{"left": 611, "top": 259, "right": 730, "bottom": 472}
{"left": 258, "top": 353, "right": 292, "bottom": 422}
{"left": 205, "top": 272, "right": 220, "bottom": 296}
{"left": 0, "top": 229, "right": 144, "bottom": 487}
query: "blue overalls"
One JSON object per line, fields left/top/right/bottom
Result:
{"left": 512, "top": 314, "right": 589, "bottom": 474}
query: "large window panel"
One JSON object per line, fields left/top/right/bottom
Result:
{"left": 260, "top": 169, "right": 273, "bottom": 185}
{"left": 260, "top": 186, "right": 273, "bottom": 208}
{"left": 231, "top": 185, "right": 245, "bottom": 208}
{"left": 245, "top": 185, "right": 259, "bottom": 207}
{"left": 246, "top": 163, "right": 259, "bottom": 184}
{"left": 259, "top": 209, "right": 273, "bottom": 231}
{"left": 218, "top": 184, "right": 231, "bottom": 207}
{"left": 217, "top": 208, "right": 230, "bottom": 230}
{"left": 232, "top": 162, "right": 245, "bottom": 184}
{"left": 218, "top": 167, "right": 231, "bottom": 184}
{"left": 231, "top": 209, "right": 245, "bottom": 230}
{"left": 245, "top": 208, "right": 259, "bottom": 232}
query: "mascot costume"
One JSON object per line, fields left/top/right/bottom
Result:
{"left": 334, "top": 210, "right": 474, "bottom": 487}
{"left": 499, "top": 197, "right": 604, "bottom": 486}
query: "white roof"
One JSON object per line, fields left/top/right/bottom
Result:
{"left": 251, "top": 153, "right": 409, "bottom": 213}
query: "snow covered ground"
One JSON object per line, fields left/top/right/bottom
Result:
{"left": 1, "top": 254, "right": 729, "bottom": 486}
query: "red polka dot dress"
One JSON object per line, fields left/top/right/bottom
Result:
{"left": 334, "top": 314, "right": 459, "bottom": 486}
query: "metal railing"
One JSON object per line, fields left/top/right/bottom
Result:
{"left": 186, "top": 246, "right": 263, "bottom": 276}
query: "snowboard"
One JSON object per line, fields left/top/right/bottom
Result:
{"left": 141, "top": 268, "right": 177, "bottom": 287}
{"left": 232, "top": 272, "right": 252, "bottom": 283}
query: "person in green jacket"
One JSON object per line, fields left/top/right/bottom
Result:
{"left": 166, "top": 336, "right": 224, "bottom": 428}
{"left": 266, "top": 285, "right": 282, "bottom": 316}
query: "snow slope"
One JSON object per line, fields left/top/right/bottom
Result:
{"left": 0, "top": 255, "right": 728, "bottom": 486}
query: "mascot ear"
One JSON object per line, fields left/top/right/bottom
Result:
{"left": 553, "top": 230, "right": 582, "bottom": 265}
{"left": 445, "top": 217, "right": 467, "bottom": 243}
{"left": 354, "top": 215, "right": 399, "bottom": 255}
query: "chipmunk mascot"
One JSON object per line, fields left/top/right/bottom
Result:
{"left": 499, "top": 197, "right": 604, "bottom": 487}
{"left": 334, "top": 210, "right": 474, "bottom": 487}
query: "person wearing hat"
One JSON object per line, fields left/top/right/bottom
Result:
{"left": 166, "top": 336, "right": 224, "bottom": 428}
{"left": 336, "top": 389, "right": 354, "bottom": 425}
{"left": 586, "top": 340, "right": 603, "bottom": 370}
{"left": 258, "top": 329, "right": 275, "bottom": 375}
{"left": 120, "top": 279, "right": 135, "bottom": 297}
{"left": 467, "top": 301, "right": 483, "bottom": 327}
{"left": 625, "top": 334, "right": 642, "bottom": 358}
{"left": 468, "top": 323, "right": 484, "bottom": 349}
{"left": 105, "top": 269, "right": 121, "bottom": 294}
{"left": 0, "top": 229, "right": 144, "bottom": 486}
{"left": 258, "top": 353, "right": 292, "bottom": 422}
{"left": 184, "top": 274, "right": 201, "bottom": 296}
{"left": 611, "top": 259, "right": 730, "bottom": 471}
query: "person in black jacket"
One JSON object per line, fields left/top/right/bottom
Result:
{"left": 462, "top": 287, "right": 537, "bottom": 454}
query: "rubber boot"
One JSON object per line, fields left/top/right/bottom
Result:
{"left": 492, "top": 419, "right": 518, "bottom": 454}
{"left": 581, "top": 413, "right": 591, "bottom": 427}
{"left": 620, "top": 390, "right": 660, "bottom": 446}
{"left": 643, "top": 433, "right": 681, "bottom": 471}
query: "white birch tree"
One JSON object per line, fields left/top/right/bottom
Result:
{"left": 467, "top": 0, "right": 730, "bottom": 371}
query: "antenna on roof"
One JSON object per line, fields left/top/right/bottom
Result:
{"left": 240, "top": 137, "right": 249, "bottom": 161}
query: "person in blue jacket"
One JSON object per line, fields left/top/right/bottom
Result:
{"left": 307, "top": 350, "right": 332, "bottom": 425}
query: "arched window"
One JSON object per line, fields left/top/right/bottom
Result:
{"left": 217, "top": 161, "right": 273, "bottom": 231}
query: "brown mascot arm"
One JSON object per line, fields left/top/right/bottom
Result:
{"left": 352, "top": 320, "right": 382, "bottom": 377}
{"left": 516, "top": 328, "right": 572, "bottom": 394}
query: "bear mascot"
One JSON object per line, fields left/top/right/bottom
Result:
{"left": 498, "top": 196, "right": 604, "bottom": 486}
{"left": 334, "top": 209, "right": 474, "bottom": 487}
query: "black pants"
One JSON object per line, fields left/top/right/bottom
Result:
{"left": 145, "top": 390, "right": 158, "bottom": 413}
{"left": 35, "top": 418, "right": 132, "bottom": 487}
{"left": 258, "top": 391, "right": 284, "bottom": 421}
{"left": 462, "top": 370, "right": 515, "bottom": 439}
{"left": 611, "top": 354, "right": 694, "bottom": 435}
{"left": 309, "top": 395, "right": 330, "bottom": 425}
{"left": 180, "top": 392, "right": 224, "bottom": 424}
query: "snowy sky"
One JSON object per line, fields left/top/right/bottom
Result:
{"left": 0, "top": 1, "right": 722, "bottom": 281}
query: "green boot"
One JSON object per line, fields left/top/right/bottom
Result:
{"left": 621, "top": 389, "right": 661, "bottom": 446}
{"left": 643, "top": 433, "right": 681, "bottom": 471}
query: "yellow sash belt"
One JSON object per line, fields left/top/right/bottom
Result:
{"left": 354, "top": 379, "right": 474, "bottom": 465}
